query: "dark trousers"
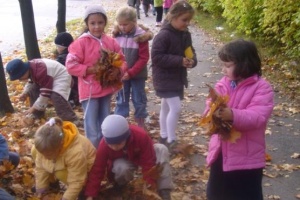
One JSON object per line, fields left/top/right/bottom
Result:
{"left": 207, "top": 154, "right": 263, "bottom": 200}
{"left": 155, "top": 6, "right": 163, "bottom": 22}
{"left": 28, "top": 83, "right": 78, "bottom": 121}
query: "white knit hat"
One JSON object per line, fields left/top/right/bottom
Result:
{"left": 102, "top": 115, "right": 130, "bottom": 144}
{"left": 84, "top": 5, "right": 107, "bottom": 20}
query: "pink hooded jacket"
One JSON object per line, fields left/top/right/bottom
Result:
{"left": 66, "top": 32, "right": 127, "bottom": 102}
{"left": 206, "top": 75, "right": 274, "bottom": 171}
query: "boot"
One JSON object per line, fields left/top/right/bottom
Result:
{"left": 158, "top": 189, "right": 171, "bottom": 200}
{"left": 135, "top": 118, "right": 145, "bottom": 129}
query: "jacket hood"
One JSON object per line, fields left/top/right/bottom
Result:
{"left": 59, "top": 121, "right": 78, "bottom": 154}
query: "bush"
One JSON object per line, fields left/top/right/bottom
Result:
{"left": 260, "top": 0, "right": 300, "bottom": 59}
{"left": 220, "top": 0, "right": 264, "bottom": 36}
{"left": 189, "top": 0, "right": 223, "bottom": 16}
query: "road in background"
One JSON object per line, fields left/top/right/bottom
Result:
{"left": 0, "top": 0, "right": 117, "bottom": 57}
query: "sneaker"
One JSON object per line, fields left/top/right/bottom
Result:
{"left": 159, "top": 189, "right": 171, "bottom": 200}
{"left": 159, "top": 137, "right": 167, "bottom": 145}
{"left": 167, "top": 140, "right": 178, "bottom": 154}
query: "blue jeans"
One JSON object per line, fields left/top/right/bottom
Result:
{"left": 0, "top": 188, "right": 14, "bottom": 200}
{"left": 8, "top": 152, "right": 20, "bottom": 168}
{"left": 115, "top": 79, "right": 147, "bottom": 119}
{"left": 82, "top": 95, "right": 112, "bottom": 148}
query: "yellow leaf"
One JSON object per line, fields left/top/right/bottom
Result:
{"left": 184, "top": 46, "right": 193, "bottom": 59}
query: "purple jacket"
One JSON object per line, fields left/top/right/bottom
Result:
{"left": 206, "top": 75, "right": 274, "bottom": 171}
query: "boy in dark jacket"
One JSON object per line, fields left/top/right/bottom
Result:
{"left": 54, "top": 32, "right": 80, "bottom": 107}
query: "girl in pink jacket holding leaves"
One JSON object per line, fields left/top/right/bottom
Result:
{"left": 204, "top": 39, "right": 274, "bottom": 200}
{"left": 66, "top": 5, "right": 126, "bottom": 148}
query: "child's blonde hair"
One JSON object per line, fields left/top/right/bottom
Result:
{"left": 34, "top": 117, "right": 64, "bottom": 153}
{"left": 116, "top": 6, "right": 137, "bottom": 23}
{"left": 165, "top": 0, "right": 195, "bottom": 22}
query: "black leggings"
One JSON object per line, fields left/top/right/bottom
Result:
{"left": 206, "top": 154, "right": 263, "bottom": 200}
{"left": 155, "top": 6, "right": 163, "bottom": 22}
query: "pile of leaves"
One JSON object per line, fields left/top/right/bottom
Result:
{"left": 94, "top": 48, "right": 123, "bottom": 90}
{"left": 199, "top": 84, "right": 241, "bottom": 143}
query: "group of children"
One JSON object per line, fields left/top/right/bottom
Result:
{"left": 4, "top": 0, "right": 274, "bottom": 199}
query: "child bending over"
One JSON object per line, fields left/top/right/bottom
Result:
{"left": 85, "top": 114, "right": 174, "bottom": 200}
{"left": 32, "top": 117, "right": 96, "bottom": 200}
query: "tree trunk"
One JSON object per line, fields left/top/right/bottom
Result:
{"left": 56, "top": 0, "right": 66, "bottom": 33}
{"left": 0, "top": 53, "right": 14, "bottom": 117}
{"left": 18, "top": 0, "right": 41, "bottom": 60}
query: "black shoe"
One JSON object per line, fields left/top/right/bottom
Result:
{"left": 159, "top": 189, "right": 171, "bottom": 200}
{"left": 159, "top": 137, "right": 167, "bottom": 145}
{"left": 49, "top": 180, "right": 61, "bottom": 192}
{"left": 167, "top": 140, "right": 178, "bottom": 155}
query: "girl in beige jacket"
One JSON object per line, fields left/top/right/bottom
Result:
{"left": 32, "top": 117, "right": 96, "bottom": 200}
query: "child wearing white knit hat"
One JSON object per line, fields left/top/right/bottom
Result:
{"left": 66, "top": 5, "right": 127, "bottom": 148}
{"left": 85, "top": 114, "right": 174, "bottom": 200}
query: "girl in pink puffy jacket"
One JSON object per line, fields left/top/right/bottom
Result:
{"left": 204, "top": 39, "right": 274, "bottom": 200}
{"left": 66, "top": 5, "right": 126, "bottom": 148}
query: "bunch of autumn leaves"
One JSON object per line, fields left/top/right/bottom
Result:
{"left": 94, "top": 48, "right": 123, "bottom": 90}
{"left": 200, "top": 85, "right": 241, "bottom": 143}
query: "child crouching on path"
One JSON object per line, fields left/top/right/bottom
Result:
{"left": 31, "top": 117, "right": 96, "bottom": 200}
{"left": 204, "top": 39, "right": 274, "bottom": 200}
{"left": 113, "top": 6, "right": 150, "bottom": 129}
{"left": 151, "top": 1, "right": 197, "bottom": 149}
{"left": 85, "top": 114, "right": 174, "bottom": 200}
{"left": 66, "top": 5, "right": 127, "bottom": 148}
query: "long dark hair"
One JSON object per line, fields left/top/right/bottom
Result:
{"left": 218, "top": 39, "right": 262, "bottom": 79}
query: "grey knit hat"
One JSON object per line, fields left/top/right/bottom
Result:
{"left": 102, "top": 115, "right": 130, "bottom": 144}
{"left": 84, "top": 5, "right": 107, "bottom": 21}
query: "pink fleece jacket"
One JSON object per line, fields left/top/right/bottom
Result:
{"left": 206, "top": 75, "right": 274, "bottom": 171}
{"left": 66, "top": 32, "right": 127, "bottom": 101}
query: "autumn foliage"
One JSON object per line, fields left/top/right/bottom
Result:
{"left": 94, "top": 48, "right": 123, "bottom": 90}
{"left": 199, "top": 84, "right": 241, "bottom": 143}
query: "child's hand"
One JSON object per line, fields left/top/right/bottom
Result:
{"left": 26, "top": 106, "right": 36, "bottom": 115}
{"left": 215, "top": 107, "right": 233, "bottom": 121}
{"left": 87, "top": 67, "right": 97, "bottom": 75}
{"left": 122, "top": 72, "right": 130, "bottom": 81}
{"left": 19, "top": 93, "right": 28, "bottom": 102}
{"left": 182, "top": 57, "right": 194, "bottom": 68}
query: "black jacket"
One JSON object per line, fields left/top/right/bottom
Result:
{"left": 151, "top": 22, "right": 197, "bottom": 92}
